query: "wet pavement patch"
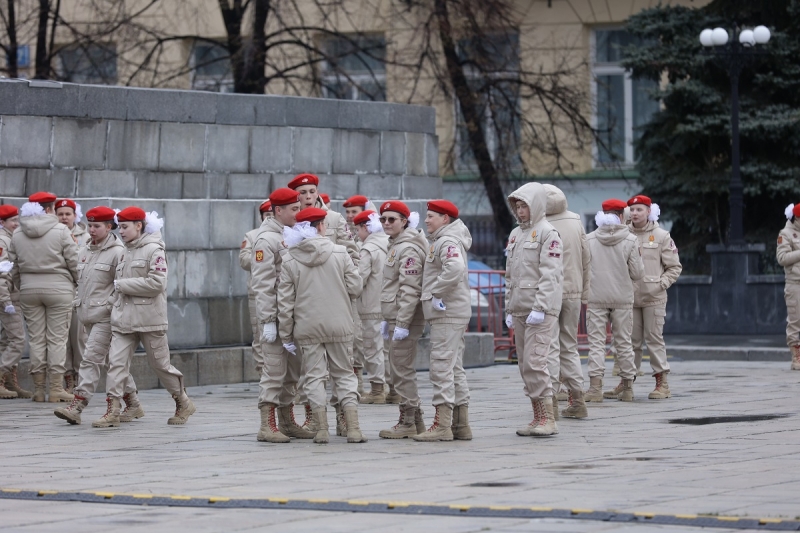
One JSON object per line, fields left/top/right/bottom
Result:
{"left": 668, "top": 414, "right": 789, "bottom": 425}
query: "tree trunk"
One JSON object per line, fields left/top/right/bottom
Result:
{"left": 218, "top": 0, "right": 245, "bottom": 92}
{"left": 247, "top": 0, "right": 269, "bottom": 94}
{"left": 6, "top": 0, "right": 18, "bottom": 78}
{"left": 34, "top": 0, "right": 49, "bottom": 79}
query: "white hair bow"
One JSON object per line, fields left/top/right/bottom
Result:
{"left": 144, "top": 211, "right": 164, "bottom": 234}
{"left": 786, "top": 204, "right": 795, "bottom": 220}
{"left": 74, "top": 203, "right": 83, "bottom": 224}
{"left": 283, "top": 221, "right": 318, "bottom": 247}
{"left": 366, "top": 212, "right": 383, "bottom": 234}
{"left": 408, "top": 212, "right": 420, "bottom": 229}
{"left": 648, "top": 203, "right": 661, "bottom": 222}
{"left": 595, "top": 211, "right": 621, "bottom": 228}
{"left": 20, "top": 202, "right": 45, "bottom": 217}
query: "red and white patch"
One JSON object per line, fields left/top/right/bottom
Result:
{"left": 404, "top": 257, "right": 417, "bottom": 268}
{"left": 255, "top": 250, "right": 265, "bottom": 263}
{"left": 548, "top": 252, "right": 561, "bottom": 258}
{"left": 446, "top": 245, "right": 459, "bottom": 258}
{"left": 778, "top": 236, "right": 783, "bottom": 244}
{"left": 0, "top": 247, "right": 3, "bottom": 256}
{"left": 404, "top": 269, "right": 420, "bottom": 275}
{"left": 155, "top": 256, "right": 165, "bottom": 265}
{"left": 549, "top": 240, "right": 560, "bottom": 250}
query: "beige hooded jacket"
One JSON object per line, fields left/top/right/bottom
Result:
{"left": 9, "top": 213, "right": 78, "bottom": 293}
{"left": 777, "top": 218, "right": 800, "bottom": 284}
{"left": 111, "top": 231, "right": 168, "bottom": 333}
{"left": 381, "top": 227, "right": 428, "bottom": 329}
{"left": 544, "top": 184, "right": 590, "bottom": 302}
{"left": 422, "top": 218, "right": 473, "bottom": 322}
{"left": 628, "top": 220, "right": 682, "bottom": 307}
{"left": 357, "top": 232, "right": 389, "bottom": 320}
{"left": 313, "top": 197, "right": 360, "bottom": 265}
{"left": 586, "top": 219, "right": 644, "bottom": 309}
{"left": 0, "top": 226, "right": 19, "bottom": 306}
{"left": 505, "top": 183, "right": 564, "bottom": 318}
{"left": 250, "top": 217, "right": 288, "bottom": 326}
{"left": 238, "top": 226, "right": 262, "bottom": 299}
{"left": 75, "top": 232, "right": 124, "bottom": 325}
{"left": 278, "top": 235, "right": 362, "bottom": 345}
{"left": 72, "top": 222, "right": 91, "bottom": 247}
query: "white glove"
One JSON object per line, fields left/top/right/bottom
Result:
{"left": 505, "top": 314, "right": 513, "bottom": 329}
{"left": 262, "top": 322, "right": 277, "bottom": 342}
{"left": 380, "top": 321, "right": 389, "bottom": 340}
{"left": 4, "top": 305, "right": 15, "bottom": 314}
{"left": 113, "top": 280, "right": 119, "bottom": 291}
{"left": 526, "top": 310, "right": 545, "bottom": 325}
{"left": 393, "top": 327, "right": 409, "bottom": 341}
{"left": 0, "top": 261, "right": 13, "bottom": 273}
{"left": 432, "top": 297, "right": 446, "bottom": 311}
{"left": 283, "top": 343, "right": 297, "bottom": 355}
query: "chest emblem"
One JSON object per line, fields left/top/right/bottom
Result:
{"left": 530, "top": 230, "right": 537, "bottom": 240}
{"left": 649, "top": 235, "right": 655, "bottom": 242}
{"left": 390, "top": 249, "right": 396, "bottom": 259}
{"left": 255, "top": 250, "right": 264, "bottom": 263}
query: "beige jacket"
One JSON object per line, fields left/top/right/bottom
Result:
{"left": 504, "top": 183, "right": 564, "bottom": 318}
{"left": 628, "top": 220, "right": 682, "bottom": 307}
{"left": 314, "top": 198, "right": 360, "bottom": 265}
{"left": 72, "top": 222, "right": 91, "bottom": 247}
{"left": 250, "top": 217, "right": 289, "bottom": 326}
{"left": 586, "top": 223, "right": 644, "bottom": 309}
{"left": 777, "top": 219, "right": 800, "bottom": 284}
{"left": 0, "top": 226, "right": 19, "bottom": 305}
{"left": 357, "top": 232, "right": 389, "bottom": 320}
{"left": 278, "top": 235, "right": 362, "bottom": 345}
{"left": 544, "top": 184, "right": 590, "bottom": 302}
{"left": 75, "top": 233, "right": 124, "bottom": 325}
{"left": 9, "top": 214, "right": 78, "bottom": 293}
{"left": 422, "top": 219, "right": 473, "bottom": 322}
{"left": 111, "top": 231, "right": 169, "bottom": 334}
{"left": 238, "top": 226, "right": 261, "bottom": 298}
{"left": 381, "top": 227, "right": 428, "bottom": 329}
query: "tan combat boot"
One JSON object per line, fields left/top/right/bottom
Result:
{"left": 556, "top": 385, "right": 569, "bottom": 402}
{"left": 619, "top": 379, "right": 635, "bottom": 402}
{"left": 584, "top": 377, "right": 603, "bottom": 403}
{"left": 48, "top": 372, "right": 74, "bottom": 403}
{"left": 54, "top": 394, "right": 89, "bottom": 425}
{"left": 531, "top": 398, "right": 558, "bottom": 437}
{"left": 0, "top": 372, "right": 18, "bottom": 399}
{"left": 360, "top": 382, "right": 386, "bottom": 404}
{"left": 257, "top": 404, "right": 290, "bottom": 443}
{"left": 6, "top": 367, "right": 32, "bottom": 398}
{"left": 379, "top": 407, "right": 419, "bottom": 439}
{"left": 648, "top": 372, "right": 671, "bottom": 399}
{"left": 552, "top": 394, "right": 560, "bottom": 420}
{"left": 278, "top": 405, "right": 315, "bottom": 439}
{"left": 343, "top": 406, "right": 367, "bottom": 443}
{"left": 300, "top": 403, "right": 314, "bottom": 432}
{"left": 92, "top": 396, "right": 121, "bottom": 428}
{"left": 64, "top": 373, "right": 76, "bottom": 394}
{"left": 312, "top": 407, "right": 329, "bottom": 444}
{"left": 415, "top": 407, "right": 426, "bottom": 433}
{"left": 31, "top": 372, "right": 46, "bottom": 402}
{"left": 334, "top": 404, "right": 346, "bottom": 436}
{"left": 791, "top": 345, "right": 800, "bottom": 371}
{"left": 603, "top": 379, "right": 624, "bottom": 400}
{"left": 451, "top": 405, "right": 473, "bottom": 440}
{"left": 561, "top": 389, "right": 588, "bottom": 419}
{"left": 120, "top": 392, "right": 146, "bottom": 422}
{"left": 412, "top": 405, "right": 453, "bottom": 441}
{"left": 385, "top": 386, "right": 401, "bottom": 404}
{"left": 354, "top": 367, "right": 364, "bottom": 396}
{"left": 517, "top": 398, "right": 541, "bottom": 436}
{"left": 168, "top": 390, "right": 196, "bottom": 425}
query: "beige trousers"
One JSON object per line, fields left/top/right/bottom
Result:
{"left": 257, "top": 336, "right": 304, "bottom": 408}
{"left": 302, "top": 341, "right": 359, "bottom": 410}
{"left": 632, "top": 303, "right": 670, "bottom": 375}
{"left": 513, "top": 315, "right": 556, "bottom": 399}
{"left": 429, "top": 320, "right": 470, "bottom": 408}
{"left": 361, "top": 317, "right": 385, "bottom": 385}
{"left": 0, "top": 299, "right": 26, "bottom": 373}
{"left": 587, "top": 307, "right": 635, "bottom": 380}
{"left": 19, "top": 291, "right": 73, "bottom": 375}
{"left": 547, "top": 298, "right": 584, "bottom": 393}
{"left": 786, "top": 282, "right": 800, "bottom": 347}
{"left": 352, "top": 302, "right": 364, "bottom": 370}
{"left": 247, "top": 294, "right": 265, "bottom": 371}
{"left": 65, "top": 311, "right": 87, "bottom": 375}
{"left": 107, "top": 330, "right": 183, "bottom": 399}
{"left": 75, "top": 322, "right": 137, "bottom": 401}
{"left": 388, "top": 322, "right": 423, "bottom": 408}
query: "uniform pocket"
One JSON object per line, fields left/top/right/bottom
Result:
{"left": 430, "top": 351, "right": 452, "bottom": 374}
{"left": 133, "top": 297, "right": 153, "bottom": 305}
{"left": 522, "top": 242, "right": 541, "bottom": 265}
{"left": 654, "top": 307, "right": 666, "bottom": 327}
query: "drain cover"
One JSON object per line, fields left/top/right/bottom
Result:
{"left": 467, "top": 482, "right": 523, "bottom": 487}
{"left": 668, "top": 414, "right": 789, "bottom": 425}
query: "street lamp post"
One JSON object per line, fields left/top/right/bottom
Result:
{"left": 699, "top": 25, "right": 770, "bottom": 245}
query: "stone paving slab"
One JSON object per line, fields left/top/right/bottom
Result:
{"left": 1, "top": 360, "right": 799, "bottom": 532}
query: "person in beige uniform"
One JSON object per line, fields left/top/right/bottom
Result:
{"left": 9, "top": 192, "right": 77, "bottom": 403}
{"left": 278, "top": 207, "right": 366, "bottom": 444}
{"left": 778, "top": 202, "right": 800, "bottom": 370}
{"left": 0, "top": 205, "right": 31, "bottom": 399}
{"left": 239, "top": 199, "right": 273, "bottom": 376}
{"left": 54, "top": 207, "right": 143, "bottom": 425}
{"left": 505, "top": 183, "right": 564, "bottom": 437}
{"left": 96, "top": 207, "right": 195, "bottom": 427}
{"left": 252, "top": 188, "right": 313, "bottom": 443}
{"left": 342, "top": 194, "right": 371, "bottom": 396}
{"left": 584, "top": 199, "right": 644, "bottom": 403}
{"left": 543, "top": 184, "right": 590, "bottom": 419}
{"left": 627, "top": 195, "right": 682, "bottom": 398}
{"left": 352, "top": 210, "right": 390, "bottom": 404}
{"left": 378, "top": 201, "right": 428, "bottom": 439}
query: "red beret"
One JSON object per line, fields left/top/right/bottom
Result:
{"left": 380, "top": 201, "right": 410, "bottom": 218}
{"left": 85, "top": 206, "right": 116, "bottom": 223}
{"left": 353, "top": 210, "right": 376, "bottom": 225}
{"left": 427, "top": 200, "right": 459, "bottom": 218}
{"left": 287, "top": 173, "right": 319, "bottom": 190}
{"left": 259, "top": 200, "right": 272, "bottom": 213}
{"left": 343, "top": 195, "right": 369, "bottom": 208}
{"left": 296, "top": 207, "right": 327, "bottom": 224}
{"left": 0, "top": 205, "right": 19, "bottom": 220}
{"left": 269, "top": 188, "right": 300, "bottom": 207}
{"left": 627, "top": 195, "right": 652, "bottom": 207}
{"left": 794, "top": 204, "right": 800, "bottom": 218}
{"left": 601, "top": 199, "right": 627, "bottom": 212}
{"left": 116, "top": 206, "right": 146, "bottom": 222}
{"left": 320, "top": 193, "right": 330, "bottom": 204}
{"left": 56, "top": 199, "right": 77, "bottom": 212}
{"left": 29, "top": 191, "right": 57, "bottom": 203}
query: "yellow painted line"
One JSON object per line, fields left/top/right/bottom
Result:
{"left": 347, "top": 500, "right": 370, "bottom": 506}
{"left": 208, "top": 497, "right": 230, "bottom": 503}
{"left": 1, "top": 489, "right": 21, "bottom": 493}
{"left": 268, "top": 498, "right": 288, "bottom": 504}
{"left": 531, "top": 506, "right": 553, "bottom": 512}
{"left": 386, "top": 502, "right": 409, "bottom": 508}
{"left": 449, "top": 504, "right": 470, "bottom": 511}
{"left": 489, "top": 505, "right": 513, "bottom": 511}
{"left": 131, "top": 494, "right": 153, "bottom": 499}
{"left": 170, "top": 495, "right": 192, "bottom": 501}
{"left": 760, "top": 518, "right": 782, "bottom": 524}
{"left": 93, "top": 492, "right": 115, "bottom": 498}
{"left": 716, "top": 516, "right": 740, "bottom": 522}
{"left": 571, "top": 509, "right": 595, "bottom": 515}
{"left": 38, "top": 491, "right": 58, "bottom": 495}
{"left": 634, "top": 512, "right": 655, "bottom": 518}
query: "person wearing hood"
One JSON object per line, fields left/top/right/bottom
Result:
{"left": 378, "top": 200, "right": 428, "bottom": 439}
{"left": 627, "top": 195, "right": 682, "bottom": 398}
{"left": 353, "top": 210, "right": 390, "bottom": 405}
{"left": 543, "top": 185, "right": 590, "bottom": 420}
{"left": 411, "top": 200, "right": 474, "bottom": 442}
{"left": 584, "top": 199, "right": 644, "bottom": 403}
{"left": 505, "top": 183, "right": 564, "bottom": 437}
{"left": 54, "top": 207, "right": 143, "bottom": 426}
{"left": 252, "top": 189, "right": 314, "bottom": 443}
{"left": 777, "top": 203, "right": 800, "bottom": 370}
{"left": 97, "top": 206, "right": 195, "bottom": 428}
{"left": 278, "top": 207, "right": 365, "bottom": 444}
{"left": 8, "top": 192, "right": 78, "bottom": 403}
{"left": 0, "top": 205, "right": 31, "bottom": 399}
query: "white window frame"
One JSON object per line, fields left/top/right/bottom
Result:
{"left": 319, "top": 34, "right": 387, "bottom": 102}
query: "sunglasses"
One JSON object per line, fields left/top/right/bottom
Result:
{"left": 379, "top": 216, "right": 404, "bottom": 224}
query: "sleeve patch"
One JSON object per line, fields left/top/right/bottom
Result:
{"left": 548, "top": 252, "right": 561, "bottom": 258}
{"left": 446, "top": 245, "right": 460, "bottom": 258}
{"left": 255, "top": 250, "right": 264, "bottom": 263}
{"left": 241, "top": 240, "right": 247, "bottom": 249}
{"left": 778, "top": 236, "right": 783, "bottom": 244}
{"left": 404, "top": 257, "right": 417, "bottom": 268}
{"left": 549, "top": 240, "right": 561, "bottom": 250}
{"left": 404, "top": 269, "right": 420, "bottom": 275}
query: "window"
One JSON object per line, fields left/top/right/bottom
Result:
{"left": 191, "top": 42, "right": 233, "bottom": 92}
{"left": 592, "top": 29, "right": 659, "bottom": 166}
{"left": 320, "top": 35, "right": 386, "bottom": 101}
{"left": 56, "top": 44, "right": 117, "bottom": 85}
